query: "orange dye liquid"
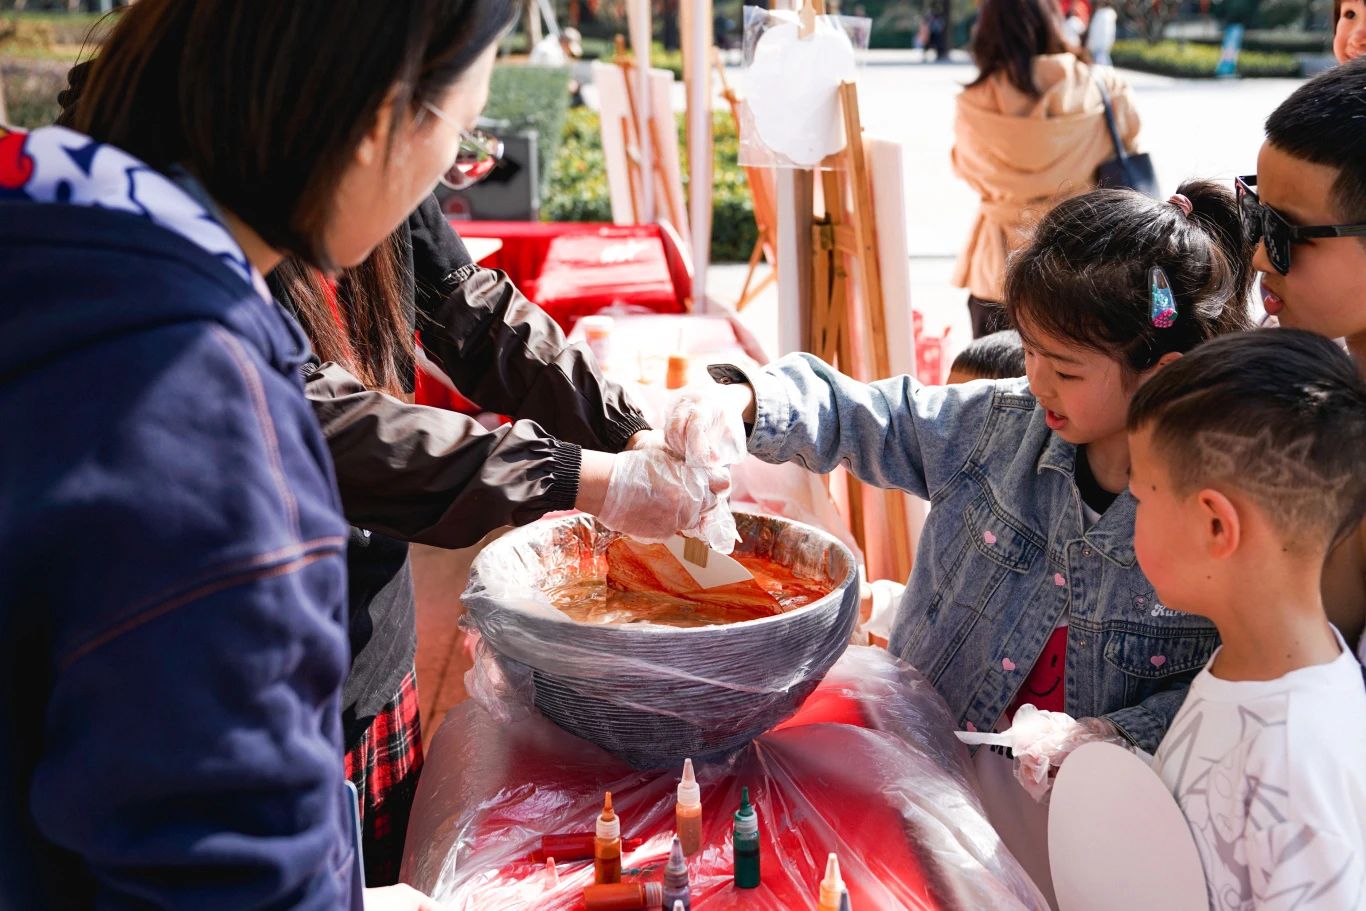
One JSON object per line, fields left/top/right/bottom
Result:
{"left": 548, "top": 551, "right": 830, "bottom": 628}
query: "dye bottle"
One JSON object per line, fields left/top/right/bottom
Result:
{"left": 818, "top": 853, "right": 845, "bottom": 911}
{"left": 595, "top": 791, "right": 623, "bottom": 885}
{"left": 839, "top": 889, "right": 852, "bottom": 911}
{"left": 732, "top": 787, "right": 761, "bottom": 889}
{"left": 582, "top": 882, "right": 663, "bottom": 910}
{"left": 675, "top": 758, "right": 703, "bottom": 857}
{"left": 662, "top": 835, "right": 691, "bottom": 910}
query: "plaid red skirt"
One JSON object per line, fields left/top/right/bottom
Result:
{"left": 344, "top": 668, "right": 424, "bottom": 886}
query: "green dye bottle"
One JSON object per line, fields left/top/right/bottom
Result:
{"left": 733, "top": 786, "right": 761, "bottom": 889}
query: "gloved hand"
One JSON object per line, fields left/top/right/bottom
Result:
{"left": 662, "top": 382, "right": 750, "bottom": 470}
{"left": 1009, "top": 705, "right": 1129, "bottom": 803}
{"left": 595, "top": 448, "right": 737, "bottom": 551}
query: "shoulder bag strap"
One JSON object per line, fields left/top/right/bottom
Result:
{"left": 1091, "top": 69, "right": 1128, "bottom": 164}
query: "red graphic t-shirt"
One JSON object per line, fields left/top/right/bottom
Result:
{"left": 1006, "top": 625, "right": 1068, "bottom": 717}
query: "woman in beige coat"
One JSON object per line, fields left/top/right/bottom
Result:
{"left": 952, "top": 0, "right": 1142, "bottom": 337}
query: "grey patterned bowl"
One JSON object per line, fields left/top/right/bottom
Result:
{"left": 462, "top": 512, "right": 859, "bottom": 768}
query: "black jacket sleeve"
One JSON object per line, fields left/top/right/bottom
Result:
{"left": 305, "top": 362, "right": 582, "bottom": 549}
{"left": 406, "top": 195, "right": 652, "bottom": 451}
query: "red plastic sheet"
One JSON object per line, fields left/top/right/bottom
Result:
{"left": 402, "top": 647, "right": 1046, "bottom": 910}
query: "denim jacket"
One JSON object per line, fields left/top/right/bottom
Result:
{"left": 734, "top": 353, "right": 1219, "bottom": 752}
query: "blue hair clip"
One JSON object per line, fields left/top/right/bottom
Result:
{"left": 1149, "top": 266, "right": 1177, "bottom": 328}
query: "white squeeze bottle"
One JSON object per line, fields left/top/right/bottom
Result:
{"left": 675, "top": 758, "right": 702, "bottom": 857}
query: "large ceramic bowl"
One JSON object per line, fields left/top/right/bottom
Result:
{"left": 462, "top": 512, "right": 859, "bottom": 768}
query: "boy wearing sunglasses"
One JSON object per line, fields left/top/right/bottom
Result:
{"left": 1239, "top": 57, "right": 1366, "bottom": 665}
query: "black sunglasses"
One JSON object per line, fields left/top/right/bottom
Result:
{"left": 1236, "top": 175, "right": 1366, "bottom": 275}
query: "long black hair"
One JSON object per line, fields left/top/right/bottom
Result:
{"left": 1005, "top": 180, "right": 1255, "bottom": 374}
{"left": 968, "top": 0, "right": 1085, "bottom": 98}
{"left": 63, "top": 0, "right": 519, "bottom": 394}
{"left": 66, "top": 0, "right": 519, "bottom": 272}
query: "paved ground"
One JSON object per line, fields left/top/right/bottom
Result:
{"left": 705, "top": 52, "right": 1304, "bottom": 358}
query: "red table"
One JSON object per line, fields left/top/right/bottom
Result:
{"left": 402, "top": 648, "right": 1045, "bottom": 910}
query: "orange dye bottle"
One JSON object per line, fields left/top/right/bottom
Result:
{"left": 595, "top": 791, "right": 623, "bottom": 885}
{"left": 582, "top": 882, "right": 663, "bottom": 910}
{"left": 675, "top": 758, "right": 702, "bottom": 857}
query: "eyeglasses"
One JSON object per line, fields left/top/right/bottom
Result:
{"left": 1235, "top": 175, "right": 1366, "bottom": 275}
{"left": 421, "top": 102, "right": 504, "bottom": 190}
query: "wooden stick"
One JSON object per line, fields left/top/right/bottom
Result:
{"left": 809, "top": 224, "right": 830, "bottom": 355}
{"left": 837, "top": 80, "right": 913, "bottom": 582}
{"left": 616, "top": 36, "right": 647, "bottom": 223}
{"left": 838, "top": 81, "right": 892, "bottom": 380}
{"left": 716, "top": 52, "right": 780, "bottom": 307}
{"left": 645, "top": 114, "right": 684, "bottom": 230}
{"left": 621, "top": 118, "right": 642, "bottom": 223}
{"left": 737, "top": 239, "right": 766, "bottom": 311}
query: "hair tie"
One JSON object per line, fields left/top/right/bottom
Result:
{"left": 1149, "top": 266, "right": 1178, "bottom": 328}
{"left": 1168, "top": 193, "right": 1193, "bottom": 218}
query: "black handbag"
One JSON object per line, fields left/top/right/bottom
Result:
{"left": 1092, "top": 73, "right": 1158, "bottom": 198}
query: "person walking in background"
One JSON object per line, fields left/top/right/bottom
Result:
{"left": 951, "top": 0, "right": 1142, "bottom": 337}
{"left": 1087, "top": 1, "right": 1118, "bottom": 66}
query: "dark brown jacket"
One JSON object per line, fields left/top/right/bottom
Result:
{"left": 278, "top": 196, "right": 650, "bottom": 744}
{"left": 308, "top": 208, "right": 650, "bottom": 549}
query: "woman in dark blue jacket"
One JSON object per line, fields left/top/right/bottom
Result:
{"left": 0, "top": 1, "right": 717, "bottom": 908}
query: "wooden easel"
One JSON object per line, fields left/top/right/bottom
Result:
{"left": 614, "top": 35, "right": 686, "bottom": 231}
{"left": 715, "top": 55, "right": 778, "bottom": 312}
{"left": 805, "top": 76, "right": 913, "bottom": 583}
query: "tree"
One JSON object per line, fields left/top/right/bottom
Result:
{"left": 1119, "top": 0, "right": 1183, "bottom": 41}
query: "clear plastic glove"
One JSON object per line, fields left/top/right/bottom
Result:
{"left": 596, "top": 448, "right": 736, "bottom": 551}
{"left": 1008, "top": 706, "right": 1128, "bottom": 803}
{"left": 364, "top": 884, "right": 442, "bottom": 911}
{"left": 663, "top": 383, "right": 749, "bottom": 470}
{"left": 856, "top": 567, "right": 905, "bottom": 646}
{"left": 693, "top": 466, "right": 741, "bottom": 553}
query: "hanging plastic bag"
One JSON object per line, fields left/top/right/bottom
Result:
{"left": 738, "top": 6, "right": 872, "bottom": 170}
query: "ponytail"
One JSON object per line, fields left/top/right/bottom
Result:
{"left": 1004, "top": 180, "right": 1255, "bottom": 374}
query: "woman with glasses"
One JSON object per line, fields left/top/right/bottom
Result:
{"left": 6, "top": 2, "right": 722, "bottom": 908}
{"left": 51, "top": 30, "right": 725, "bottom": 895}
{"left": 270, "top": 193, "right": 681, "bottom": 882}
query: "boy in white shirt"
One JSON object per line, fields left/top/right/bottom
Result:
{"left": 1125, "top": 329, "right": 1366, "bottom": 909}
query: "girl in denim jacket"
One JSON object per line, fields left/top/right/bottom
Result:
{"left": 665, "top": 180, "right": 1252, "bottom": 897}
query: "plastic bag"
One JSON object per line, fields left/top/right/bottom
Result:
{"left": 739, "top": 6, "right": 872, "bottom": 170}
{"left": 460, "top": 512, "right": 859, "bottom": 768}
{"left": 955, "top": 705, "right": 1129, "bottom": 803}
{"left": 403, "top": 646, "right": 1049, "bottom": 910}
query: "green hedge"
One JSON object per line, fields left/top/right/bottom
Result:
{"left": 1, "top": 58, "right": 68, "bottom": 128}
{"left": 544, "top": 106, "right": 758, "bottom": 263}
{"left": 1189, "top": 29, "right": 1330, "bottom": 54}
{"left": 482, "top": 65, "right": 572, "bottom": 197}
{"left": 1112, "top": 39, "right": 1301, "bottom": 78}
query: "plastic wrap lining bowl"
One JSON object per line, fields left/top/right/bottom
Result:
{"left": 462, "top": 512, "right": 859, "bottom": 768}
